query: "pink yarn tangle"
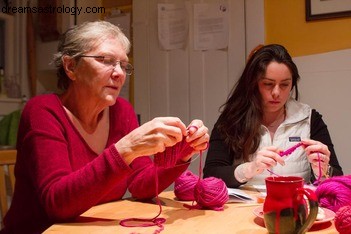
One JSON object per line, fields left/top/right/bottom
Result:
{"left": 190, "top": 177, "right": 229, "bottom": 211}
{"left": 335, "top": 205, "right": 351, "bottom": 234}
{"left": 120, "top": 167, "right": 166, "bottom": 233}
{"left": 315, "top": 175, "right": 351, "bottom": 212}
{"left": 182, "top": 149, "right": 229, "bottom": 211}
{"left": 174, "top": 170, "right": 199, "bottom": 201}
{"left": 279, "top": 142, "right": 304, "bottom": 156}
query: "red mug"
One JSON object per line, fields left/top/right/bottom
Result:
{"left": 263, "top": 176, "right": 318, "bottom": 234}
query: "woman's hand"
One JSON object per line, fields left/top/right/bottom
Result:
{"left": 301, "top": 139, "right": 330, "bottom": 175}
{"left": 235, "top": 146, "right": 285, "bottom": 182}
{"left": 179, "top": 119, "right": 209, "bottom": 162}
{"left": 249, "top": 146, "right": 285, "bottom": 174}
{"left": 115, "top": 117, "right": 187, "bottom": 164}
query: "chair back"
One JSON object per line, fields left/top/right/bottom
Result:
{"left": 0, "top": 150, "right": 16, "bottom": 219}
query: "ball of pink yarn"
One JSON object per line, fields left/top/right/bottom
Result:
{"left": 315, "top": 175, "right": 351, "bottom": 212}
{"left": 174, "top": 170, "right": 199, "bottom": 201}
{"left": 335, "top": 205, "right": 351, "bottom": 234}
{"left": 194, "top": 177, "right": 229, "bottom": 211}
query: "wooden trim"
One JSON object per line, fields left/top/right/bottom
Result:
{"left": 306, "top": 0, "right": 351, "bottom": 21}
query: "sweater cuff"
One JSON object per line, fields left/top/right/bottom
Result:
{"left": 107, "top": 144, "right": 132, "bottom": 172}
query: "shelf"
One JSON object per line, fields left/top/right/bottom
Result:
{"left": 0, "top": 97, "right": 22, "bottom": 103}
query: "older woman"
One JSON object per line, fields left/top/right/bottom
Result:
{"left": 203, "top": 44, "right": 343, "bottom": 188}
{"left": 1, "top": 21, "right": 209, "bottom": 234}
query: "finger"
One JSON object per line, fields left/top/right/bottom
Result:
{"left": 191, "top": 140, "right": 209, "bottom": 151}
{"left": 157, "top": 117, "right": 187, "bottom": 136}
{"left": 318, "top": 153, "right": 329, "bottom": 164}
{"left": 188, "top": 133, "right": 209, "bottom": 149}
{"left": 301, "top": 139, "right": 321, "bottom": 147}
{"left": 187, "top": 125, "right": 198, "bottom": 134}
{"left": 187, "top": 120, "right": 205, "bottom": 136}
{"left": 257, "top": 158, "right": 277, "bottom": 169}
{"left": 261, "top": 149, "right": 285, "bottom": 166}
{"left": 186, "top": 125, "right": 209, "bottom": 143}
{"left": 302, "top": 140, "right": 330, "bottom": 156}
{"left": 264, "top": 146, "right": 280, "bottom": 152}
{"left": 151, "top": 118, "right": 186, "bottom": 142}
{"left": 151, "top": 132, "right": 179, "bottom": 149}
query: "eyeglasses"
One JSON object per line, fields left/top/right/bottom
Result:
{"left": 79, "top": 55, "right": 134, "bottom": 75}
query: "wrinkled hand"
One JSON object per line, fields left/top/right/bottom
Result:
{"left": 301, "top": 139, "right": 330, "bottom": 174}
{"left": 115, "top": 117, "right": 187, "bottom": 164}
{"left": 248, "top": 146, "right": 285, "bottom": 176}
{"left": 180, "top": 119, "right": 209, "bottom": 162}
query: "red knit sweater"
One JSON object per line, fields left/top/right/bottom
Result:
{"left": 1, "top": 94, "right": 189, "bottom": 234}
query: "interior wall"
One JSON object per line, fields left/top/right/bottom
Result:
{"left": 295, "top": 50, "right": 351, "bottom": 174}
{"left": 133, "top": 0, "right": 246, "bottom": 174}
{"left": 265, "top": 0, "right": 351, "bottom": 57}
{"left": 35, "top": 0, "right": 101, "bottom": 95}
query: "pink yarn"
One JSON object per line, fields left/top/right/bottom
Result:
{"left": 335, "top": 205, "right": 351, "bottom": 234}
{"left": 315, "top": 175, "right": 351, "bottom": 212}
{"left": 120, "top": 126, "right": 198, "bottom": 233}
{"left": 154, "top": 137, "right": 194, "bottom": 168}
{"left": 192, "top": 177, "right": 229, "bottom": 211}
{"left": 174, "top": 170, "right": 199, "bottom": 201}
{"left": 177, "top": 147, "right": 229, "bottom": 211}
{"left": 279, "top": 142, "right": 304, "bottom": 156}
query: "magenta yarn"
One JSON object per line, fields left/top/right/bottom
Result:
{"left": 175, "top": 141, "right": 228, "bottom": 211}
{"left": 315, "top": 175, "right": 351, "bottom": 212}
{"left": 335, "top": 205, "right": 351, "bottom": 234}
{"left": 174, "top": 170, "right": 199, "bottom": 201}
{"left": 154, "top": 138, "right": 194, "bottom": 168}
{"left": 193, "top": 177, "right": 229, "bottom": 211}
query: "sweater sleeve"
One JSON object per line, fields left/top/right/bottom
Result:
{"left": 203, "top": 124, "right": 243, "bottom": 188}
{"left": 18, "top": 99, "right": 135, "bottom": 221}
{"left": 310, "top": 109, "right": 343, "bottom": 177}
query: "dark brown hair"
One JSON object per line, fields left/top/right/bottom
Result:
{"left": 216, "top": 44, "right": 300, "bottom": 162}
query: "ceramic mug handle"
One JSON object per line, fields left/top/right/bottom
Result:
{"left": 294, "top": 187, "right": 319, "bottom": 234}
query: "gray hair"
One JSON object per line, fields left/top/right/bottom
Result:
{"left": 53, "top": 20, "right": 131, "bottom": 90}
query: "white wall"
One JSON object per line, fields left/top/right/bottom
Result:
{"left": 133, "top": 0, "right": 246, "bottom": 174}
{"left": 295, "top": 49, "right": 351, "bottom": 174}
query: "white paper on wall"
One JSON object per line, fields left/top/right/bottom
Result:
{"left": 193, "top": 2, "right": 229, "bottom": 51}
{"left": 158, "top": 3, "right": 188, "bottom": 50}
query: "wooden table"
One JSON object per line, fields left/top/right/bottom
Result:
{"left": 44, "top": 189, "right": 338, "bottom": 234}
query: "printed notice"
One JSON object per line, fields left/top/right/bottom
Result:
{"left": 158, "top": 3, "right": 188, "bottom": 50}
{"left": 193, "top": 2, "right": 229, "bottom": 51}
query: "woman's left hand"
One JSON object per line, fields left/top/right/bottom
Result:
{"left": 180, "top": 119, "right": 209, "bottom": 161}
{"left": 301, "top": 139, "right": 330, "bottom": 174}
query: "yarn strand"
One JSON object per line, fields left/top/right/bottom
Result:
{"left": 119, "top": 166, "right": 166, "bottom": 233}
{"left": 120, "top": 125, "right": 199, "bottom": 233}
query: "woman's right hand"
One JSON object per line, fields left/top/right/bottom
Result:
{"left": 115, "top": 117, "right": 188, "bottom": 164}
{"left": 248, "top": 146, "right": 285, "bottom": 176}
